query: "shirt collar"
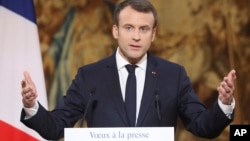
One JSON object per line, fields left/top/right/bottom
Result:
{"left": 116, "top": 47, "right": 147, "bottom": 71}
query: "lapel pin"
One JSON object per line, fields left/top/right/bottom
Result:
{"left": 152, "top": 71, "right": 156, "bottom": 75}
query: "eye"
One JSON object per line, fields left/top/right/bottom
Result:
{"left": 140, "top": 27, "right": 149, "bottom": 33}
{"left": 124, "top": 25, "right": 134, "bottom": 31}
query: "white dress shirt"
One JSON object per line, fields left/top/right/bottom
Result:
{"left": 116, "top": 47, "right": 147, "bottom": 123}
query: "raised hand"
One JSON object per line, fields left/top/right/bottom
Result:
{"left": 217, "top": 69, "right": 237, "bottom": 105}
{"left": 21, "top": 71, "right": 38, "bottom": 108}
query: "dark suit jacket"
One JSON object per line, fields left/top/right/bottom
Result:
{"left": 21, "top": 52, "right": 233, "bottom": 140}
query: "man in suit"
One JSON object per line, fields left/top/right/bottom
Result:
{"left": 20, "top": 0, "right": 237, "bottom": 140}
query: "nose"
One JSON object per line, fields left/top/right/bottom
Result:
{"left": 132, "top": 30, "right": 140, "bottom": 41}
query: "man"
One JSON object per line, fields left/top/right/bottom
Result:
{"left": 21, "top": 0, "right": 237, "bottom": 140}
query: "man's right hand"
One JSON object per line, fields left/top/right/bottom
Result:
{"left": 21, "top": 71, "right": 38, "bottom": 108}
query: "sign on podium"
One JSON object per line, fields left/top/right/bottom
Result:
{"left": 65, "top": 127, "right": 174, "bottom": 141}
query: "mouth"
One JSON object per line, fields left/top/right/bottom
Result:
{"left": 130, "top": 44, "right": 141, "bottom": 49}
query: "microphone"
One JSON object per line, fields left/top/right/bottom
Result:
{"left": 155, "top": 89, "right": 161, "bottom": 121}
{"left": 80, "top": 87, "right": 96, "bottom": 127}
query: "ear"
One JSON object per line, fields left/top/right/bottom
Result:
{"left": 112, "top": 25, "right": 118, "bottom": 39}
{"left": 151, "top": 28, "right": 156, "bottom": 42}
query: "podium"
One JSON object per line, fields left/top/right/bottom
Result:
{"left": 65, "top": 127, "right": 174, "bottom": 141}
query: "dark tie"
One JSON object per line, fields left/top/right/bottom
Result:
{"left": 125, "top": 64, "right": 137, "bottom": 127}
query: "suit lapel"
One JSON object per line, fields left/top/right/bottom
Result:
{"left": 137, "top": 54, "right": 159, "bottom": 126}
{"left": 104, "top": 54, "right": 130, "bottom": 126}
{"left": 103, "top": 52, "right": 159, "bottom": 126}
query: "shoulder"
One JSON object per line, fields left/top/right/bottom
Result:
{"left": 148, "top": 53, "right": 185, "bottom": 71}
{"left": 77, "top": 54, "right": 115, "bottom": 73}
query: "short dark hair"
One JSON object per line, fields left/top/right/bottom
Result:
{"left": 113, "top": 0, "right": 158, "bottom": 28}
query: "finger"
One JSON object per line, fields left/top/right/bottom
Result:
{"left": 25, "top": 93, "right": 31, "bottom": 99}
{"left": 218, "top": 81, "right": 234, "bottom": 98}
{"left": 223, "top": 69, "right": 236, "bottom": 88}
{"left": 217, "top": 86, "right": 233, "bottom": 104}
{"left": 21, "top": 80, "right": 26, "bottom": 88}
{"left": 22, "top": 83, "right": 37, "bottom": 95}
{"left": 22, "top": 84, "right": 31, "bottom": 91}
{"left": 25, "top": 94, "right": 35, "bottom": 100}
{"left": 23, "top": 71, "right": 33, "bottom": 84}
{"left": 224, "top": 76, "right": 236, "bottom": 91}
{"left": 223, "top": 77, "right": 233, "bottom": 89}
{"left": 227, "top": 69, "right": 236, "bottom": 81}
{"left": 217, "top": 85, "right": 226, "bottom": 95}
{"left": 23, "top": 86, "right": 37, "bottom": 96}
{"left": 221, "top": 81, "right": 232, "bottom": 93}
{"left": 23, "top": 90, "right": 36, "bottom": 101}
{"left": 21, "top": 87, "right": 30, "bottom": 96}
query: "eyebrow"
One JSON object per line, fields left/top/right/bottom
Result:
{"left": 122, "top": 23, "right": 151, "bottom": 28}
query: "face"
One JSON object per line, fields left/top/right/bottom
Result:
{"left": 112, "top": 6, "right": 156, "bottom": 64}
